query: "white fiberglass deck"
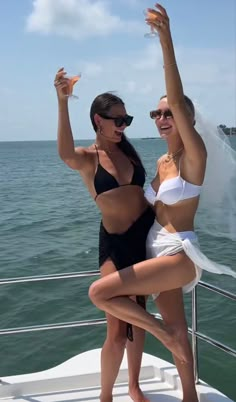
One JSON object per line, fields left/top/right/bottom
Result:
{"left": 0, "top": 349, "right": 234, "bottom": 402}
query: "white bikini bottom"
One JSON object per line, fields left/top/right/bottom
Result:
{"left": 146, "top": 220, "right": 236, "bottom": 300}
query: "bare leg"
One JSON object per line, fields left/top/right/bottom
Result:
{"left": 89, "top": 253, "right": 196, "bottom": 362}
{"left": 156, "top": 289, "right": 198, "bottom": 402}
{"left": 100, "top": 260, "right": 126, "bottom": 402}
{"left": 127, "top": 297, "right": 150, "bottom": 402}
{"left": 100, "top": 260, "right": 148, "bottom": 402}
{"left": 100, "top": 312, "right": 127, "bottom": 402}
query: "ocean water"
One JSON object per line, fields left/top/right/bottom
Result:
{"left": 0, "top": 138, "right": 236, "bottom": 400}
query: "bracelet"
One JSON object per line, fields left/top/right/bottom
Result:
{"left": 163, "top": 62, "right": 176, "bottom": 68}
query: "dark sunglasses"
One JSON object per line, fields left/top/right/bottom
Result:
{"left": 150, "top": 109, "right": 173, "bottom": 120}
{"left": 99, "top": 113, "right": 133, "bottom": 128}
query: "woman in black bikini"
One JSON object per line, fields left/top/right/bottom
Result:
{"left": 54, "top": 74, "right": 154, "bottom": 402}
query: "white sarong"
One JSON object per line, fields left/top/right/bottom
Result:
{"left": 146, "top": 220, "right": 236, "bottom": 299}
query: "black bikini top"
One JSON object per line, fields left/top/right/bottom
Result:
{"left": 94, "top": 145, "right": 145, "bottom": 200}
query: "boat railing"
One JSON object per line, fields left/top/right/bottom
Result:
{"left": 0, "top": 270, "right": 235, "bottom": 383}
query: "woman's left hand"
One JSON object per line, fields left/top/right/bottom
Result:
{"left": 145, "top": 3, "right": 170, "bottom": 39}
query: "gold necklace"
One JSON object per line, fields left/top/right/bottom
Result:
{"left": 164, "top": 147, "right": 184, "bottom": 163}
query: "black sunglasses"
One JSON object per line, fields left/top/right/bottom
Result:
{"left": 150, "top": 109, "right": 173, "bottom": 120}
{"left": 99, "top": 113, "right": 133, "bottom": 128}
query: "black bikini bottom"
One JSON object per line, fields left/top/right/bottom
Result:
{"left": 99, "top": 206, "right": 155, "bottom": 341}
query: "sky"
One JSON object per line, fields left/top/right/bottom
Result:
{"left": 0, "top": 0, "right": 235, "bottom": 141}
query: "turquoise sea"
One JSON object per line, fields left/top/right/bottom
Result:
{"left": 0, "top": 139, "right": 236, "bottom": 400}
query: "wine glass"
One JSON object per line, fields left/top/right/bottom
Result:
{"left": 143, "top": 9, "right": 158, "bottom": 38}
{"left": 65, "top": 73, "right": 82, "bottom": 99}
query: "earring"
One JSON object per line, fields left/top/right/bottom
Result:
{"left": 98, "top": 125, "right": 103, "bottom": 136}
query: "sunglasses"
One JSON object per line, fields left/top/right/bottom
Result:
{"left": 150, "top": 109, "right": 173, "bottom": 120}
{"left": 99, "top": 113, "right": 133, "bottom": 128}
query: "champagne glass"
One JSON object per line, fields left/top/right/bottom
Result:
{"left": 143, "top": 9, "right": 158, "bottom": 38}
{"left": 66, "top": 73, "right": 82, "bottom": 99}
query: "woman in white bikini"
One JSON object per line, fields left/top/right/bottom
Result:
{"left": 89, "top": 4, "right": 236, "bottom": 402}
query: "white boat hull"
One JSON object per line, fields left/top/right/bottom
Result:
{"left": 0, "top": 349, "right": 234, "bottom": 401}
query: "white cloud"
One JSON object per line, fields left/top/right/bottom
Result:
{"left": 72, "top": 44, "right": 235, "bottom": 133}
{"left": 126, "top": 80, "right": 137, "bottom": 93}
{"left": 0, "top": 40, "right": 235, "bottom": 141}
{"left": 82, "top": 62, "right": 103, "bottom": 77}
{"left": 134, "top": 43, "right": 162, "bottom": 71}
{"left": 176, "top": 47, "right": 235, "bottom": 87}
{"left": 119, "top": 0, "right": 143, "bottom": 6}
{"left": 26, "top": 0, "right": 143, "bottom": 39}
{"left": 76, "top": 43, "right": 165, "bottom": 96}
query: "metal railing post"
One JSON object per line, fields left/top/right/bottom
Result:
{"left": 192, "top": 286, "right": 199, "bottom": 383}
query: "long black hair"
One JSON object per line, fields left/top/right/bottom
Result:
{"left": 90, "top": 92, "right": 146, "bottom": 174}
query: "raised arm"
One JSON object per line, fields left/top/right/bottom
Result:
{"left": 54, "top": 68, "right": 92, "bottom": 171}
{"left": 146, "top": 4, "right": 206, "bottom": 162}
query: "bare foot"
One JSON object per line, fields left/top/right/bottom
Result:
{"left": 154, "top": 322, "right": 189, "bottom": 363}
{"left": 129, "top": 385, "right": 150, "bottom": 402}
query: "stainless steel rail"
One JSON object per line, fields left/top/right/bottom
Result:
{"left": 198, "top": 281, "right": 236, "bottom": 300}
{"left": 0, "top": 271, "right": 235, "bottom": 383}
{"left": 0, "top": 270, "right": 100, "bottom": 285}
{"left": 0, "top": 318, "right": 107, "bottom": 335}
{"left": 191, "top": 280, "right": 236, "bottom": 382}
{"left": 192, "top": 286, "right": 199, "bottom": 382}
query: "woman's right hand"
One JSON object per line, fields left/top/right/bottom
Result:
{"left": 54, "top": 67, "right": 69, "bottom": 102}
{"left": 145, "top": 3, "right": 171, "bottom": 43}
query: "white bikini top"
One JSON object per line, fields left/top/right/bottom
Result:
{"left": 144, "top": 158, "right": 202, "bottom": 206}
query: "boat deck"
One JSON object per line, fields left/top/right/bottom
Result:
{"left": 0, "top": 349, "right": 233, "bottom": 402}
{"left": 0, "top": 380, "right": 182, "bottom": 401}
